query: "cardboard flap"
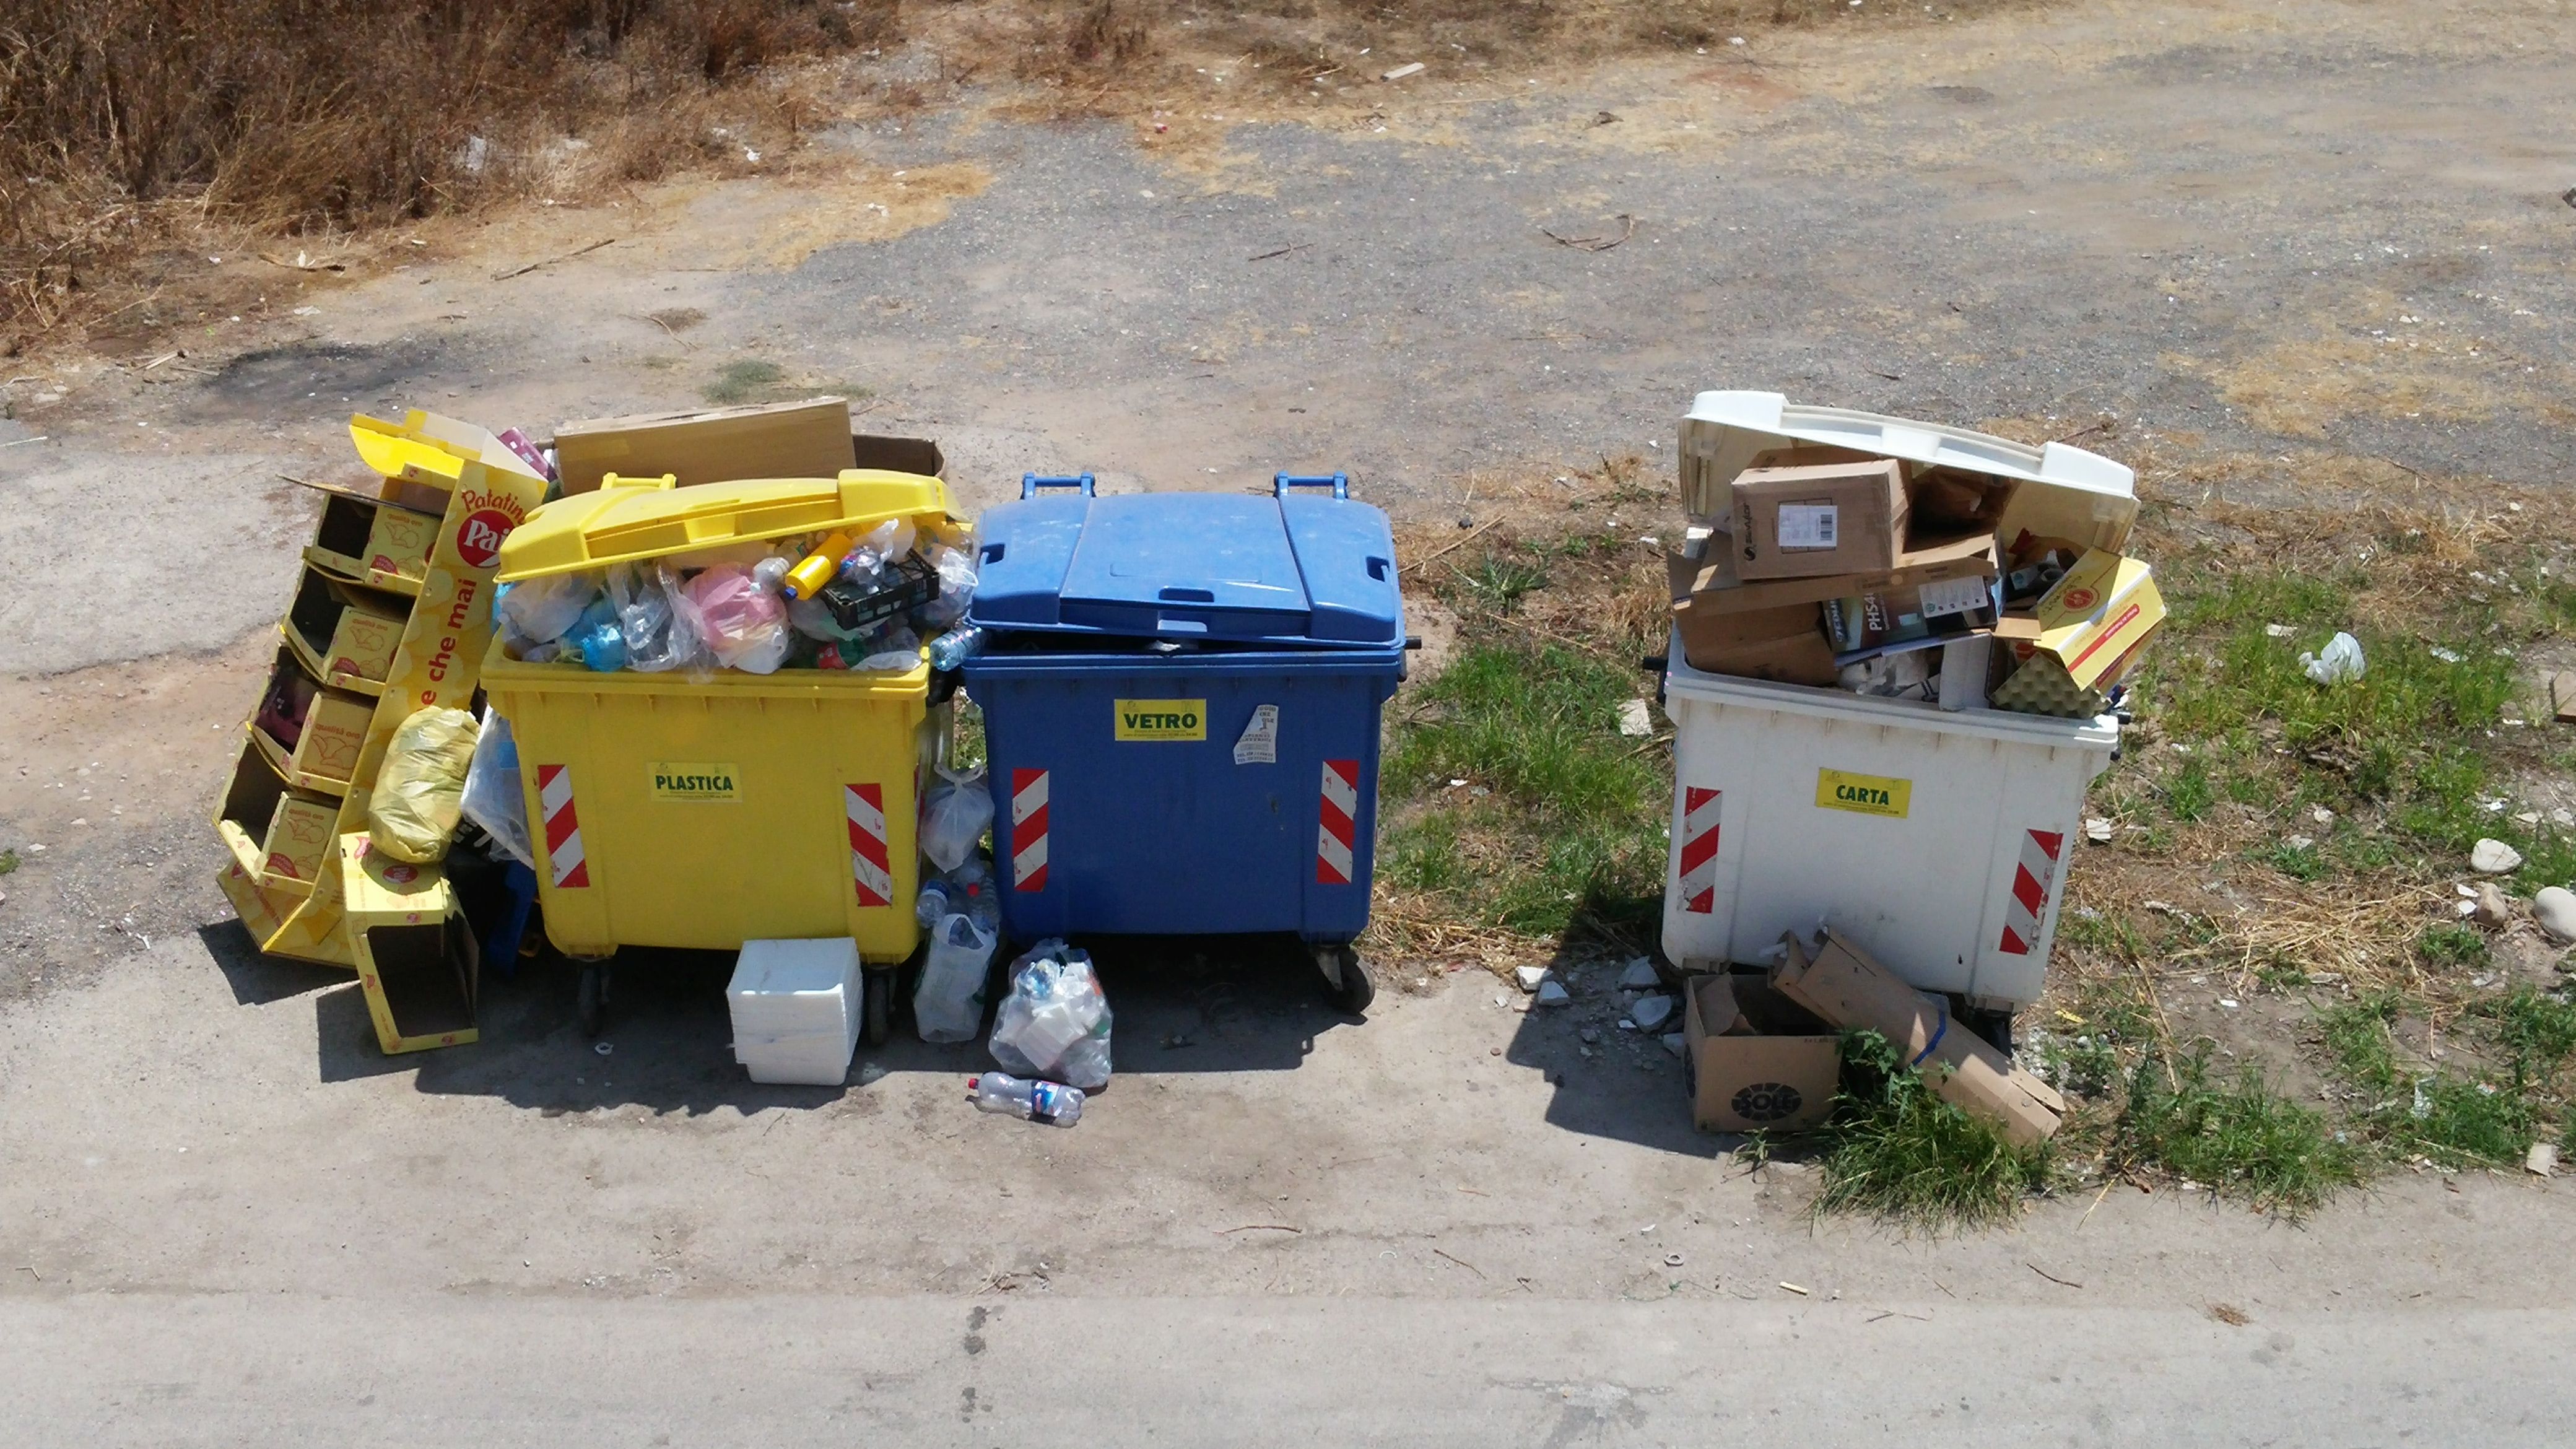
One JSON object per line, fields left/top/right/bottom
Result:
{"left": 1675, "top": 532, "right": 1997, "bottom": 617}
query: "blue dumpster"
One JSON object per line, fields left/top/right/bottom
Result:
{"left": 960, "top": 473, "right": 1408, "bottom": 1010}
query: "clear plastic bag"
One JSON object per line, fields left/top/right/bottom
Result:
{"left": 2302, "top": 632, "right": 2365, "bottom": 685}
{"left": 988, "top": 940, "right": 1112, "bottom": 1090}
{"left": 497, "top": 572, "right": 596, "bottom": 650}
{"left": 367, "top": 707, "right": 479, "bottom": 863}
{"left": 921, "top": 542, "right": 978, "bottom": 626}
{"left": 919, "top": 762, "right": 993, "bottom": 871}
{"left": 611, "top": 562, "right": 707, "bottom": 674}
{"left": 913, "top": 912, "right": 999, "bottom": 1043}
{"left": 459, "top": 710, "right": 534, "bottom": 869}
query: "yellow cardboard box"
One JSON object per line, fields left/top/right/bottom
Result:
{"left": 339, "top": 834, "right": 480, "bottom": 1054}
{"left": 282, "top": 567, "right": 408, "bottom": 694}
{"left": 2011, "top": 549, "right": 2164, "bottom": 691}
{"left": 303, "top": 480, "right": 441, "bottom": 595}
{"left": 212, "top": 743, "right": 340, "bottom": 895}
{"left": 246, "top": 647, "right": 377, "bottom": 796}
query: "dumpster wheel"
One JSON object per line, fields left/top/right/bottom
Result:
{"left": 575, "top": 962, "right": 612, "bottom": 1039}
{"left": 862, "top": 969, "right": 893, "bottom": 1048}
{"left": 1320, "top": 945, "right": 1375, "bottom": 1015}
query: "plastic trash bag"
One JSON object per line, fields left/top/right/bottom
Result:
{"left": 498, "top": 572, "right": 596, "bottom": 650}
{"left": 988, "top": 939, "right": 1112, "bottom": 1090}
{"left": 921, "top": 543, "right": 978, "bottom": 626}
{"left": 459, "top": 710, "right": 534, "bottom": 869}
{"left": 2301, "top": 632, "right": 2365, "bottom": 685}
{"left": 368, "top": 707, "right": 479, "bottom": 863}
{"left": 919, "top": 763, "right": 994, "bottom": 871}
{"left": 680, "top": 563, "right": 791, "bottom": 674}
{"left": 913, "top": 911, "right": 999, "bottom": 1043}
{"left": 610, "top": 562, "right": 707, "bottom": 674}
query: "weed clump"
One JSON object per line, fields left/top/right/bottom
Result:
{"left": 1811, "top": 1032, "right": 2049, "bottom": 1230}
{"left": 2110, "top": 1051, "right": 2362, "bottom": 1217}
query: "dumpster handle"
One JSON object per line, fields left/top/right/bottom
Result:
{"left": 1021, "top": 472, "right": 1096, "bottom": 499}
{"left": 1273, "top": 472, "right": 1349, "bottom": 500}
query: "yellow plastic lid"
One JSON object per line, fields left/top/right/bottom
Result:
{"left": 350, "top": 409, "right": 545, "bottom": 489}
{"left": 495, "top": 470, "right": 954, "bottom": 581}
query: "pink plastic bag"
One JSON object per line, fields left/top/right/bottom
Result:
{"left": 679, "top": 564, "right": 791, "bottom": 674}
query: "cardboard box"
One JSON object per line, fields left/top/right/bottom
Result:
{"left": 340, "top": 835, "right": 480, "bottom": 1054}
{"left": 282, "top": 567, "right": 409, "bottom": 694}
{"left": 554, "top": 398, "right": 858, "bottom": 495}
{"left": 246, "top": 647, "right": 376, "bottom": 796}
{"left": 1668, "top": 533, "right": 1999, "bottom": 687}
{"left": 1731, "top": 459, "right": 1909, "bottom": 580}
{"left": 212, "top": 742, "right": 341, "bottom": 895}
{"left": 1683, "top": 973, "right": 1840, "bottom": 1132}
{"left": 1991, "top": 549, "right": 2164, "bottom": 719}
{"left": 1674, "top": 530, "right": 1996, "bottom": 616}
{"left": 1769, "top": 929, "right": 2066, "bottom": 1146}
{"left": 303, "top": 481, "right": 440, "bottom": 594}
{"left": 1822, "top": 570, "right": 1996, "bottom": 657}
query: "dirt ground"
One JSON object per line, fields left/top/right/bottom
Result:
{"left": 6, "top": 0, "right": 2576, "bottom": 1334}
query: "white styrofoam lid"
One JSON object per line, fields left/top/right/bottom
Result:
{"left": 728, "top": 937, "right": 861, "bottom": 1000}
{"left": 1680, "top": 391, "right": 2138, "bottom": 552}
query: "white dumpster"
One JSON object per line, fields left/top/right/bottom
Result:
{"left": 1659, "top": 645, "right": 2118, "bottom": 1012}
{"left": 1660, "top": 391, "right": 2139, "bottom": 1017}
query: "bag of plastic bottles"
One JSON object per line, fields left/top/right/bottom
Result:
{"left": 680, "top": 563, "right": 792, "bottom": 674}
{"left": 367, "top": 707, "right": 480, "bottom": 863}
{"left": 913, "top": 911, "right": 999, "bottom": 1043}
{"left": 918, "top": 763, "right": 994, "bottom": 871}
{"left": 987, "top": 940, "right": 1112, "bottom": 1090}
{"left": 458, "top": 710, "right": 534, "bottom": 869}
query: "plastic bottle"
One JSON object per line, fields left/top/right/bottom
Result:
{"left": 967, "top": 1072, "right": 1084, "bottom": 1127}
{"left": 781, "top": 531, "right": 853, "bottom": 601}
{"left": 927, "top": 622, "right": 985, "bottom": 671}
{"left": 915, "top": 879, "right": 955, "bottom": 931}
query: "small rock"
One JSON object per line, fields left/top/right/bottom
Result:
{"left": 1629, "top": 994, "right": 1676, "bottom": 1032}
{"left": 2264, "top": 624, "right": 2295, "bottom": 638}
{"left": 1515, "top": 964, "right": 1549, "bottom": 993}
{"left": 2535, "top": 886, "right": 2576, "bottom": 944}
{"left": 1662, "top": 1032, "right": 1686, "bottom": 1058}
{"left": 2528, "top": 1142, "right": 2559, "bottom": 1177}
{"left": 1534, "top": 980, "right": 1572, "bottom": 1007}
{"left": 2471, "top": 838, "right": 2524, "bottom": 874}
{"left": 2085, "top": 817, "right": 2114, "bottom": 845}
{"left": 2474, "top": 884, "right": 2514, "bottom": 929}
{"left": 1578, "top": 1025, "right": 1601, "bottom": 1045}
{"left": 1618, "top": 957, "right": 1662, "bottom": 991}
{"left": 2284, "top": 834, "right": 2314, "bottom": 851}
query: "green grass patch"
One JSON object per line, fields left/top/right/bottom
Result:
{"left": 1811, "top": 1032, "right": 2050, "bottom": 1230}
{"left": 0, "top": 848, "right": 16, "bottom": 876}
{"left": 2317, "top": 993, "right": 2544, "bottom": 1168}
{"left": 702, "top": 359, "right": 785, "bottom": 404}
{"left": 2112, "top": 1051, "right": 2362, "bottom": 1216}
{"left": 2414, "top": 922, "right": 2491, "bottom": 973}
{"left": 1382, "top": 640, "right": 1666, "bottom": 941}
{"left": 1455, "top": 552, "right": 1550, "bottom": 613}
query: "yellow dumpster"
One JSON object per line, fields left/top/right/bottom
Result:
{"left": 481, "top": 469, "right": 959, "bottom": 1040}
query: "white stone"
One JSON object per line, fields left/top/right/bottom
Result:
{"left": 1515, "top": 964, "right": 1549, "bottom": 993}
{"left": 2535, "top": 887, "right": 2576, "bottom": 945}
{"left": 2470, "top": 838, "right": 2524, "bottom": 874}
{"left": 1629, "top": 994, "right": 1676, "bottom": 1032}
{"left": 1619, "top": 957, "right": 1662, "bottom": 991}
{"left": 1534, "top": 980, "right": 1572, "bottom": 1007}
{"left": 1663, "top": 1032, "right": 1687, "bottom": 1058}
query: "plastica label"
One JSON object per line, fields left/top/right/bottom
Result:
{"left": 650, "top": 762, "right": 742, "bottom": 801}
{"left": 1816, "top": 768, "right": 1910, "bottom": 819}
{"left": 1115, "top": 699, "right": 1207, "bottom": 742}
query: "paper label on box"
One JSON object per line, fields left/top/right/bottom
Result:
{"left": 1775, "top": 503, "right": 1839, "bottom": 550}
{"left": 1916, "top": 574, "right": 1990, "bottom": 618}
{"left": 1233, "top": 704, "right": 1279, "bottom": 765}
{"left": 1815, "top": 768, "right": 1911, "bottom": 819}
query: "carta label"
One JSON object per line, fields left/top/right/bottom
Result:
{"left": 1816, "top": 768, "right": 1910, "bottom": 819}
{"left": 650, "top": 762, "right": 741, "bottom": 801}
{"left": 1114, "top": 699, "right": 1207, "bottom": 742}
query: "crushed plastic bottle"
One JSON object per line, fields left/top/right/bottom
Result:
{"left": 967, "top": 1071, "right": 1084, "bottom": 1127}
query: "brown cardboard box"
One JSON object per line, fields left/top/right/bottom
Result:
{"left": 1731, "top": 459, "right": 1909, "bottom": 580}
{"left": 1684, "top": 973, "right": 1840, "bottom": 1132}
{"left": 1769, "top": 929, "right": 2066, "bottom": 1146}
{"left": 554, "top": 398, "right": 859, "bottom": 494}
{"left": 1666, "top": 533, "right": 1998, "bottom": 686}
{"left": 1676, "top": 599, "right": 1840, "bottom": 685}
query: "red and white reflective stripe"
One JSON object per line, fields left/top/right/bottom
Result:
{"left": 536, "top": 764, "right": 589, "bottom": 889}
{"left": 1676, "top": 786, "right": 1721, "bottom": 914}
{"left": 845, "top": 783, "right": 892, "bottom": 908}
{"left": 1011, "top": 768, "right": 1050, "bottom": 893}
{"left": 1996, "top": 829, "right": 2066, "bottom": 955}
{"left": 1316, "top": 759, "right": 1359, "bottom": 885}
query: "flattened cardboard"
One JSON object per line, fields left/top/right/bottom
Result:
{"left": 1769, "top": 929, "right": 2065, "bottom": 1146}
{"left": 1731, "top": 459, "right": 1909, "bottom": 580}
{"left": 1673, "top": 531, "right": 1998, "bottom": 616}
{"left": 554, "top": 398, "right": 855, "bottom": 495}
{"left": 1684, "top": 973, "right": 1840, "bottom": 1132}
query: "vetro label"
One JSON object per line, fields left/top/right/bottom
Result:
{"left": 1815, "top": 768, "right": 1911, "bottom": 819}
{"left": 1114, "top": 698, "right": 1207, "bottom": 742}
{"left": 650, "top": 762, "right": 742, "bottom": 801}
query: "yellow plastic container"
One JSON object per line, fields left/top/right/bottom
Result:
{"left": 484, "top": 469, "right": 956, "bottom": 964}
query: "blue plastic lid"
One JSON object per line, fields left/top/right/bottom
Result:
{"left": 970, "top": 476, "right": 1402, "bottom": 646}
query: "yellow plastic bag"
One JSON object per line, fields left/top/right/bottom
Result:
{"left": 367, "top": 707, "right": 479, "bottom": 863}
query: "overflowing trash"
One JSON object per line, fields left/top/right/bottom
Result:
{"left": 988, "top": 939, "right": 1115, "bottom": 1091}
{"left": 494, "top": 510, "right": 978, "bottom": 675}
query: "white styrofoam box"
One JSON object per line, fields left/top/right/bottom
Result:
{"left": 728, "top": 938, "right": 861, "bottom": 1086}
{"left": 1660, "top": 635, "right": 2117, "bottom": 1012}
{"left": 1678, "top": 391, "right": 2138, "bottom": 555}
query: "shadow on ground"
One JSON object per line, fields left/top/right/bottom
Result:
{"left": 1500, "top": 913, "right": 1730, "bottom": 1162}
{"left": 285, "top": 928, "right": 1357, "bottom": 1113}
